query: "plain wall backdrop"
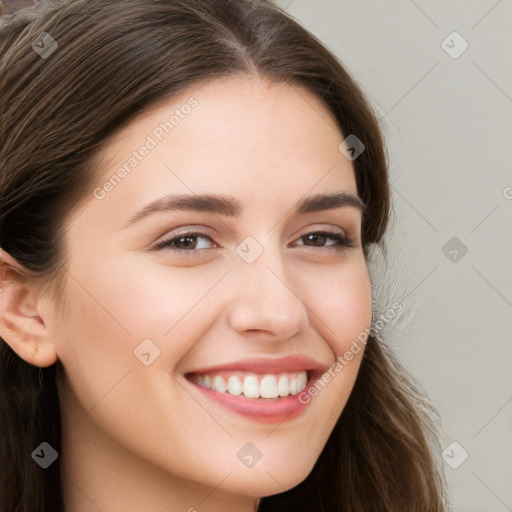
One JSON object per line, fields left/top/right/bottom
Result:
{"left": 274, "top": 1, "right": 512, "bottom": 511}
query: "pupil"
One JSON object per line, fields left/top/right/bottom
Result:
{"left": 307, "top": 234, "right": 325, "bottom": 246}
{"left": 177, "top": 236, "right": 195, "bottom": 249}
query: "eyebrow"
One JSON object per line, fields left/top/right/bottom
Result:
{"left": 125, "top": 190, "right": 366, "bottom": 226}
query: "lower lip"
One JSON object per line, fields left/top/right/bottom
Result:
{"left": 188, "top": 376, "right": 315, "bottom": 423}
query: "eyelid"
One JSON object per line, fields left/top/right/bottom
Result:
{"left": 150, "top": 225, "right": 216, "bottom": 248}
{"left": 151, "top": 229, "right": 216, "bottom": 251}
{"left": 150, "top": 225, "right": 357, "bottom": 253}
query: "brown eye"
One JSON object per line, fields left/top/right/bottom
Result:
{"left": 153, "top": 232, "right": 216, "bottom": 252}
{"left": 296, "top": 231, "right": 356, "bottom": 250}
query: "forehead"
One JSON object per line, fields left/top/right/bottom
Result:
{"left": 81, "top": 75, "right": 358, "bottom": 222}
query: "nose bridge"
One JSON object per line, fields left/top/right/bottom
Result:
{"left": 225, "top": 238, "right": 309, "bottom": 337}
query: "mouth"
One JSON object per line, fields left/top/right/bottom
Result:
{"left": 188, "top": 370, "right": 310, "bottom": 399}
{"left": 184, "top": 356, "right": 326, "bottom": 423}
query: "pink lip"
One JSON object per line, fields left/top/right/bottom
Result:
{"left": 186, "top": 354, "right": 328, "bottom": 375}
{"left": 185, "top": 355, "right": 328, "bottom": 424}
{"left": 190, "top": 382, "right": 310, "bottom": 423}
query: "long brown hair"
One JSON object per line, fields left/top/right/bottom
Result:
{"left": 0, "top": 1, "right": 448, "bottom": 510}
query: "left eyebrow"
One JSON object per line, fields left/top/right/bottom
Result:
{"left": 124, "top": 190, "right": 366, "bottom": 227}
{"left": 296, "top": 191, "right": 366, "bottom": 215}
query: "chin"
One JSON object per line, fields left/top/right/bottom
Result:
{"left": 221, "top": 457, "right": 316, "bottom": 498}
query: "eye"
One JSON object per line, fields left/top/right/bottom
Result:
{"left": 152, "top": 230, "right": 216, "bottom": 252}
{"left": 294, "top": 230, "right": 356, "bottom": 250}
{"left": 152, "top": 228, "right": 356, "bottom": 254}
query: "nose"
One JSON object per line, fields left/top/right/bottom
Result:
{"left": 225, "top": 244, "right": 309, "bottom": 340}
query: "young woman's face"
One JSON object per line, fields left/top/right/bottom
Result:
{"left": 49, "top": 76, "right": 372, "bottom": 509}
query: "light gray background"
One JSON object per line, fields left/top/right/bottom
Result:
{"left": 274, "top": 1, "right": 512, "bottom": 511}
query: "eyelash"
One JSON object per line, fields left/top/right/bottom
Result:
{"left": 152, "top": 229, "right": 356, "bottom": 254}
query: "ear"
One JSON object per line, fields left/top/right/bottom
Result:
{"left": 0, "top": 248, "right": 58, "bottom": 368}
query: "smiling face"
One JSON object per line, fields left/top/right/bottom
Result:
{"left": 46, "top": 75, "right": 372, "bottom": 510}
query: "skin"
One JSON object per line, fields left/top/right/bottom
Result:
{"left": 0, "top": 75, "right": 372, "bottom": 512}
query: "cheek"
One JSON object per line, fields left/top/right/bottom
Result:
{"left": 53, "top": 257, "right": 234, "bottom": 425}
{"left": 115, "top": 261, "right": 231, "bottom": 354}
{"left": 53, "top": 275, "right": 137, "bottom": 411}
{"left": 53, "top": 260, "right": 209, "bottom": 446}
{"left": 62, "top": 254, "right": 222, "bottom": 344}
{"left": 310, "top": 260, "right": 372, "bottom": 354}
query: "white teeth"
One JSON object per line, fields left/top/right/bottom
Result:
{"left": 260, "top": 375, "right": 278, "bottom": 399}
{"left": 227, "top": 375, "right": 243, "bottom": 396}
{"left": 289, "top": 377, "right": 298, "bottom": 395}
{"left": 212, "top": 376, "right": 226, "bottom": 393}
{"left": 194, "top": 370, "right": 308, "bottom": 398}
{"left": 277, "top": 375, "right": 289, "bottom": 397}
{"left": 243, "top": 375, "right": 260, "bottom": 398}
{"left": 297, "top": 372, "right": 307, "bottom": 392}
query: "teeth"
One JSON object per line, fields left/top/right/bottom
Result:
{"left": 197, "top": 374, "right": 213, "bottom": 390}
{"left": 194, "top": 371, "right": 308, "bottom": 398}
{"left": 277, "top": 375, "right": 289, "bottom": 397}
{"left": 243, "top": 375, "right": 260, "bottom": 398}
{"left": 260, "top": 375, "right": 278, "bottom": 398}
{"left": 297, "top": 371, "right": 307, "bottom": 392}
{"left": 212, "top": 375, "right": 226, "bottom": 393}
{"left": 227, "top": 375, "right": 243, "bottom": 396}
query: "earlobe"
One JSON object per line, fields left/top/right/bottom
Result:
{"left": 0, "top": 249, "right": 58, "bottom": 368}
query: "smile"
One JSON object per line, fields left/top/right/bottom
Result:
{"left": 192, "top": 370, "right": 308, "bottom": 399}
{"left": 185, "top": 356, "right": 327, "bottom": 423}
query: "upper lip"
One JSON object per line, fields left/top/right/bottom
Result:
{"left": 186, "top": 355, "right": 328, "bottom": 376}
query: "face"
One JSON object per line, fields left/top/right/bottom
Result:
{"left": 47, "top": 76, "right": 372, "bottom": 504}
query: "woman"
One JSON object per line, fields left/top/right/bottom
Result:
{"left": 0, "top": 0, "right": 448, "bottom": 510}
